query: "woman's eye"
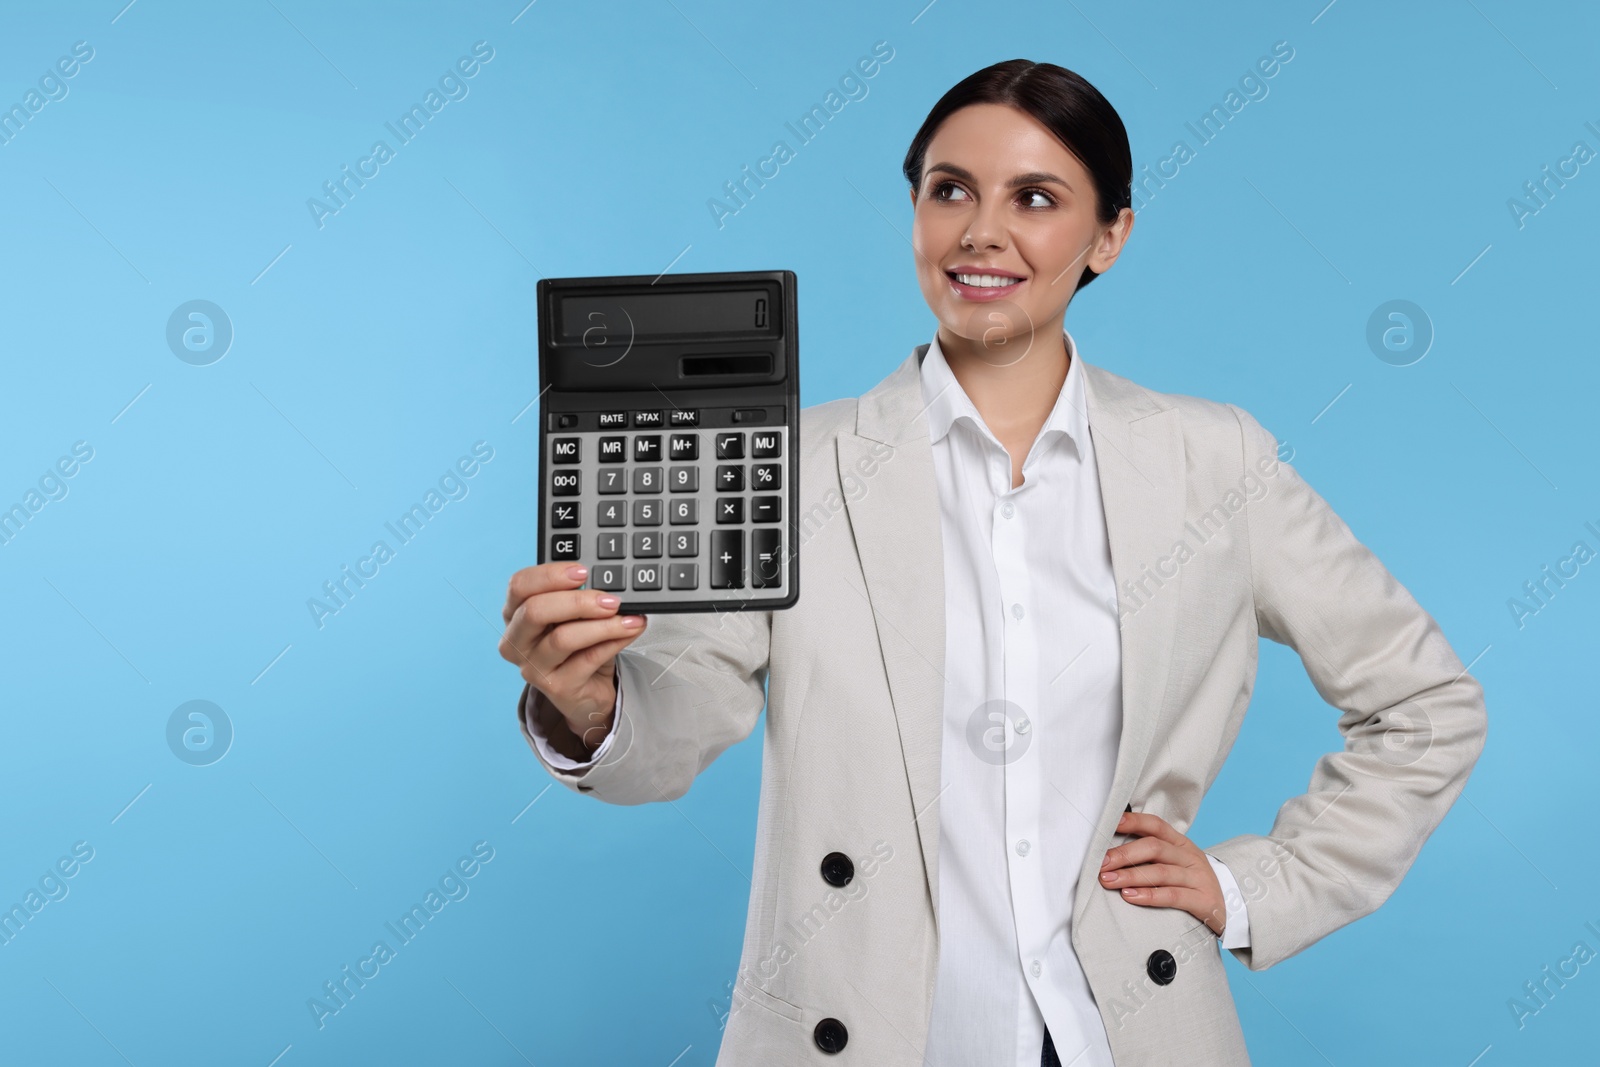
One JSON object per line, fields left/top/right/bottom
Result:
{"left": 934, "top": 181, "right": 970, "bottom": 202}
{"left": 1020, "top": 189, "right": 1055, "bottom": 208}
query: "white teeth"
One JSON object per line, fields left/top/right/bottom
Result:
{"left": 953, "top": 273, "right": 1020, "bottom": 288}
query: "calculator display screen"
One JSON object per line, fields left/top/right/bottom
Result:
{"left": 557, "top": 289, "right": 773, "bottom": 342}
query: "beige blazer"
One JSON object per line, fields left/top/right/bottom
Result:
{"left": 518, "top": 344, "right": 1487, "bottom": 1065}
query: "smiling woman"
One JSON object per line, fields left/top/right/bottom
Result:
{"left": 504, "top": 57, "right": 1486, "bottom": 1067}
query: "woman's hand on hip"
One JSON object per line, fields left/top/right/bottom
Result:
{"left": 1099, "top": 811, "right": 1226, "bottom": 936}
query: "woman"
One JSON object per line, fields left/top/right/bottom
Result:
{"left": 500, "top": 60, "right": 1486, "bottom": 1067}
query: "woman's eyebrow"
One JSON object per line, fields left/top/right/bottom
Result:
{"left": 926, "top": 162, "right": 1073, "bottom": 190}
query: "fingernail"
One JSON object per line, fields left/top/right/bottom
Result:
{"left": 566, "top": 565, "right": 588, "bottom": 580}
{"left": 622, "top": 616, "right": 644, "bottom": 627}
{"left": 1100, "top": 853, "right": 1112, "bottom": 868}
{"left": 597, "top": 594, "right": 620, "bottom": 608}
{"left": 1121, "top": 887, "right": 1138, "bottom": 897}
{"left": 1100, "top": 871, "right": 1116, "bottom": 882}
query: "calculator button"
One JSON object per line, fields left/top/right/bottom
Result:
{"left": 634, "top": 435, "right": 662, "bottom": 462}
{"left": 551, "top": 413, "right": 578, "bottom": 430}
{"left": 552, "top": 438, "right": 581, "bottom": 464}
{"left": 597, "top": 411, "right": 628, "bottom": 429}
{"left": 732, "top": 408, "right": 768, "bottom": 423}
{"left": 632, "top": 532, "right": 662, "bottom": 558}
{"left": 632, "top": 563, "right": 664, "bottom": 591}
{"left": 551, "top": 501, "right": 580, "bottom": 528}
{"left": 551, "top": 470, "right": 581, "bottom": 496}
{"left": 670, "top": 499, "right": 698, "bottom": 524}
{"left": 669, "top": 434, "right": 699, "bottom": 461}
{"left": 633, "top": 410, "right": 663, "bottom": 428}
{"left": 633, "top": 499, "right": 662, "bottom": 526}
{"left": 550, "top": 534, "right": 580, "bottom": 560}
{"left": 598, "top": 436, "right": 627, "bottom": 463}
{"left": 597, "top": 533, "right": 626, "bottom": 559}
{"left": 592, "top": 564, "right": 627, "bottom": 591}
{"left": 715, "top": 432, "right": 745, "bottom": 459}
{"left": 711, "top": 530, "right": 744, "bottom": 589}
{"left": 751, "top": 431, "right": 782, "bottom": 458}
{"left": 632, "top": 467, "right": 662, "bottom": 493}
{"left": 668, "top": 563, "right": 698, "bottom": 590}
{"left": 753, "top": 530, "right": 783, "bottom": 588}
{"left": 597, "top": 500, "right": 627, "bottom": 526}
{"left": 669, "top": 409, "right": 700, "bottom": 426}
{"left": 669, "top": 531, "right": 698, "bottom": 557}
{"left": 751, "top": 463, "right": 780, "bottom": 490}
{"left": 716, "top": 465, "right": 745, "bottom": 491}
{"left": 669, "top": 466, "right": 699, "bottom": 492}
{"left": 752, "top": 496, "right": 782, "bottom": 523}
{"left": 597, "top": 469, "right": 627, "bottom": 494}
{"left": 716, "top": 497, "right": 745, "bottom": 524}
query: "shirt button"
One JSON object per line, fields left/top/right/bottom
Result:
{"left": 1000, "top": 501, "right": 1015, "bottom": 519}
{"left": 1031, "top": 960, "right": 1042, "bottom": 978}
{"left": 1011, "top": 603, "right": 1025, "bottom": 620}
{"left": 1015, "top": 716, "right": 1030, "bottom": 735}
{"left": 1015, "top": 839, "right": 1031, "bottom": 857}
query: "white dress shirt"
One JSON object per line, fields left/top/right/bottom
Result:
{"left": 526, "top": 329, "right": 1249, "bottom": 1064}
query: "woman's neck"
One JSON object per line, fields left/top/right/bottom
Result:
{"left": 938, "top": 322, "right": 1070, "bottom": 445}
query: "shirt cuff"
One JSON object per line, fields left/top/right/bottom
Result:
{"left": 527, "top": 677, "right": 624, "bottom": 770}
{"left": 1205, "top": 853, "right": 1252, "bottom": 950}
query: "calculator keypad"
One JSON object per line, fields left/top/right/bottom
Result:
{"left": 546, "top": 418, "right": 789, "bottom": 603}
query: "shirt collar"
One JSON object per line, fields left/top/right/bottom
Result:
{"left": 918, "top": 328, "right": 1089, "bottom": 452}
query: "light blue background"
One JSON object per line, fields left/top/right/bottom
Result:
{"left": 1, "top": 1, "right": 1594, "bottom": 1063}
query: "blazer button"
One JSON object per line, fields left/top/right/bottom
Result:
{"left": 813, "top": 1017, "right": 848, "bottom": 1053}
{"left": 1146, "top": 948, "right": 1177, "bottom": 986}
{"left": 819, "top": 851, "right": 854, "bottom": 887}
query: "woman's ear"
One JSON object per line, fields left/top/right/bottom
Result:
{"left": 908, "top": 186, "right": 917, "bottom": 207}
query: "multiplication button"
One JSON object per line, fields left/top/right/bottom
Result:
{"left": 716, "top": 497, "right": 744, "bottom": 523}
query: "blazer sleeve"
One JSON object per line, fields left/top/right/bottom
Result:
{"left": 1203, "top": 403, "right": 1488, "bottom": 971}
{"left": 517, "top": 605, "right": 773, "bottom": 806}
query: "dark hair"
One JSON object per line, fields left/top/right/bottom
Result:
{"left": 901, "top": 59, "right": 1132, "bottom": 292}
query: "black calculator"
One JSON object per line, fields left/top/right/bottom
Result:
{"left": 535, "top": 270, "right": 800, "bottom": 613}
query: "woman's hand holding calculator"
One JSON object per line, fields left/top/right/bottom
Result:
{"left": 501, "top": 561, "right": 649, "bottom": 753}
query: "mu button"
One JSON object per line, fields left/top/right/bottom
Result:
{"left": 819, "top": 851, "right": 853, "bottom": 887}
{"left": 1146, "top": 948, "right": 1177, "bottom": 986}
{"left": 813, "top": 1017, "right": 848, "bottom": 1053}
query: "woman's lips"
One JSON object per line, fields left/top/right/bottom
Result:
{"left": 947, "top": 273, "right": 1025, "bottom": 302}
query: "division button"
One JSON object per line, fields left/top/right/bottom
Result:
{"left": 710, "top": 530, "right": 744, "bottom": 589}
{"left": 752, "top": 529, "right": 782, "bottom": 588}
{"left": 716, "top": 464, "right": 745, "bottom": 491}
